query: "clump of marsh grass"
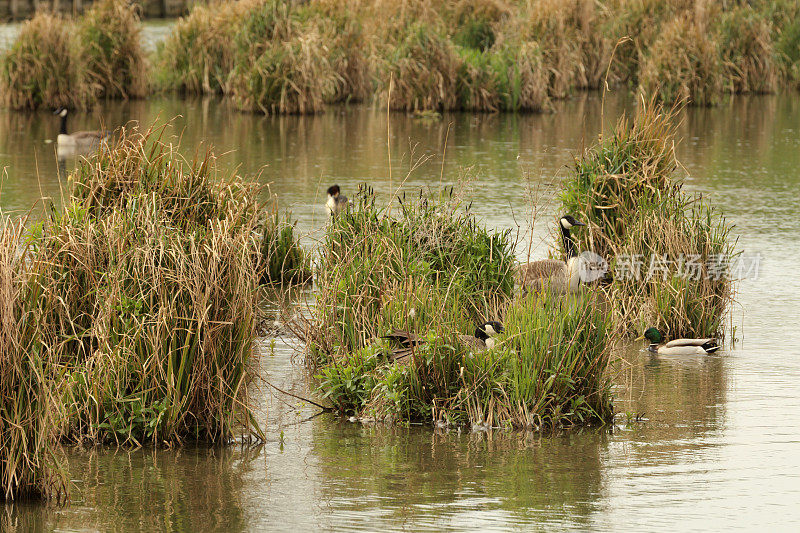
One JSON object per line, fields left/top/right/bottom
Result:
{"left": 515, "top": 0, "right": 596, "bottom": 97}
{"left": 560, "top": 101, "right": 736, "bottom": 338}
{"left": 305, "top": 185, "right": 612, "bottom": 428}
{"left": 465, "top": 289, "right": 613, "bottom": 429}
{"left": 309, "top": 3, "right": 373, "bottom": 103}
{"left": 79, "top": 0, "right": 148, "bottom": 99}
{"left": 561, "top": 100, "right": 679, "bottom": 259}
{"left": 450, "top": 0, "right": 508, "bottom": 52}
{"left": 0, "top": 12, "right": 92, "bottom": 110}
{"left": 600, "top": 0, "right": 685, "bottom": 87}
{"left": 31, "top": 123, "right": 264, "bottom": 445}
{"left": 0, "top": 2, "right": 148, "bottom": 109}
{"left": 762, "top": 0, "right": 800, "bottom": 85}
{"left": 457, "top": 39, "right": 550, "bottom": 112}
{"left": 638, "top": 12, "right": 723, "bottom": 106}
{"left": 258, "top": 206, "right": 311, "bottom": 286}
{"left": 0, "top": 218, "right": 66, "bottom": 502}
{"left": 228, "top": 1, "right": 338, "bottom": 114}
{"left": 307, "top": 186, "right": 515, "bottom": 359}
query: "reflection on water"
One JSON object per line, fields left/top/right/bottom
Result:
{"left": 1, "top": 93, "right": 800, "bottom": 530}
{"left": 312, "top": 426, "right": 605, "bottom": 530}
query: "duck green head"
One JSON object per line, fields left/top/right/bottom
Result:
{"left": 643, "top": 327, "right": 663, "bottom": 344}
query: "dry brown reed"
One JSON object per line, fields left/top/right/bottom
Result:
{"left": 154, "top": 0, "right": 255, "bottom": 94}
{"left": 638, "top": 12, "right": 724, "bottom": 106}
{"left": 0, "top": 218, "right": 66, "bottom": 502}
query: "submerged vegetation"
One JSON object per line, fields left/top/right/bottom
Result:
{"left": 303, "top": 187, "right": 613, "bottom": 428}
{"left": 561, "top": 101, "right": 735, "bottom": 339}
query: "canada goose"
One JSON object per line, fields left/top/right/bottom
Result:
{"left": 53, "top": 107, "right": 111, "bottom": 148}
{"left": 641, "top": 327, "right": 720, "bottom": 355}
{"left": 383, "top": 321, "right": 504, "bottom": 361}
{"left": 456, "top": 321, "right": 504, "bottom": 354}
{"left": 326, "top": 185, "right": 349, "bottom": 217}
{"left": 515, "top": 215, "right": 586, "bottom": 293}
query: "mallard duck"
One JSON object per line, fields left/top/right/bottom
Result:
{"left": 383, "top": 321, "right": 504, "bottom": 361}
{"left": 515, "top": 215, "right": 586, "bottom": 293}
{"left": 53, "top": 107, "right": 111, "bottom": 148}
{"left": 326, "top": 185, "right": 349, "bottom": 217}
{"left": 641, "top": 327, "right": 720, "bottom": 355}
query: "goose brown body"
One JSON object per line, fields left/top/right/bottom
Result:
{"left": 516, "top": 215, "right": 586, "bottom": 294}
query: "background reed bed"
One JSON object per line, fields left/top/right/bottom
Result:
{"left": 4, "top": 0, "right": 797, "bottom": 113}
{"left": 153, "top": 0, "right": 800, "bottom": 113}
{"left": 560, "top": 101, "right": 735, "bottom": 339}
{"left": 0, "top": 0, "right": 147, "bottom": 110}
{"left": 79, "top": 0, "right": 148, "bottom": 99}
{"left": 0, "top": 12, "right": 92, "bottom": 110}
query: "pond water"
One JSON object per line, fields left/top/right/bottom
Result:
{"left": 1, "top": 92, "right": 799, "bottom": 531}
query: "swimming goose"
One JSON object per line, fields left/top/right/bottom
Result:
{"left": 383, "top": 321, "right": 504, "bottom": 361}
{"left": 53, "top": 107, "right": 111, "bottom": 148}
{"left": 326, "top": 185, "right": 349, "bottom": 217}
{"left": 515, "top": 215, "right": 586, "bottom": 293}
{"left": 641, "top": 327, "right": 720, "bottom": 355}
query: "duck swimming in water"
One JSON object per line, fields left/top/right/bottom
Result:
{"left": 641, "top": 327, "right": 720, "bottom": 355}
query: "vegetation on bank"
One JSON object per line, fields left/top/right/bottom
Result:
{"left": 560, "top": 101, "right": 735, "bottom": 339}
{"left": 2, "top": 0, "right": 799, "bottom": 112}
{"left": 154, "top": 0, "right": 800, "bottom": 113}
{"left": 303, "top": 187, "right": 613, "bottom": 428}
{"left": 0, "top": 0, "right": 146, "bottom": 110}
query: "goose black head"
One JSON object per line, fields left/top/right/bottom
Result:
{"left": 475, "top": 321, "right": 504, "bottom": 340}
{"left": 327, "top": 185, "right": 340, "bottom": 198}
{"left": 559, "top": 214, "right": 585, "bottom": 229}
{"left": 643, "top": 327, "right": 663, "bottom": 344}
{"left": 53, "top": 107, "right": 68, "bottom": 118}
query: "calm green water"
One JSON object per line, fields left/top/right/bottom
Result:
{"left": 1, "top": 93, "right": 799, "bottom": 531}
